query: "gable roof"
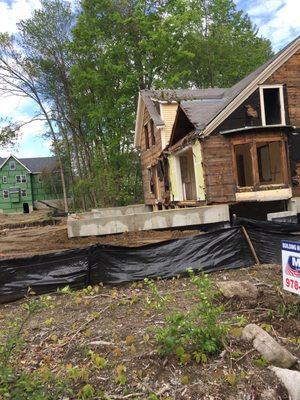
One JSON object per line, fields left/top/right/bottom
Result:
{"left": 134, "top": 88, "right": 226, "bottom": 147}
{"left": 201, "top": 34, "right": 300, "bottom": 136}
{"left": 136, "top": 35, "right": 300, "bottom": 148}
{"left": 0, "top": 155, "right": 58, "bottom": 173}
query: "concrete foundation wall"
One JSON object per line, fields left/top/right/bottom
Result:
{"left": 91, "top": 204, "right": 152, "bottom": 218}
{"left": 288, "top": 197, "right": 300, "bottom": 214}
{"left": 267, "top": 210, "right": 298, "bottom": 223}
{"left": 67, "top": 204, "right": 230, "bottom": 238}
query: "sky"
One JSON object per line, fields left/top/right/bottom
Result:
{"left": 0, "top": 0, "right": 300, "bottom": 158}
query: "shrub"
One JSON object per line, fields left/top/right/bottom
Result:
{"left": 155, "top": 270, "right": 228, "bottom": 362}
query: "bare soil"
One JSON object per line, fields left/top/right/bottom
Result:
{"left": 1, "top": 264, "right": 299, "bottom": 399}
{"left": 0, "top": 211, "right": 200, "bottom": 257}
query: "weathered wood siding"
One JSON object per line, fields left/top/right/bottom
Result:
{"left": 264, "top": 50, "right": 300, "bottom": 196}
{"left": 202, "top": 130, "right": 290, "bottom": 203}
{"left": 201, "top": 136, "right": 236, "bottom": 203}
{"left": 140, "top": 106, "right": 165, "bottom": 205}
{"left": 264, "top": 50, "right": 300, "bottom": 126}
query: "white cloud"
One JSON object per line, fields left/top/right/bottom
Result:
{"left": 0, "top": 0, "right": 41, "bottom": 34}
{"left": 244, "top": 0, "right": 300, "bottom": 50}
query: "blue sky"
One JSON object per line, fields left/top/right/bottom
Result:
{"left": 0, "top": 0, "right": 300, "bottom": 158}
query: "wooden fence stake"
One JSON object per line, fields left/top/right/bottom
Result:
{"left": 241, "top": 226, "right": 261, "bottom": 266}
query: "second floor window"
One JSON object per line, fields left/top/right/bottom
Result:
{"left": 15, "top": 175, "right": 27, "bottom": 183}
{"left": 2, "top": 176, "right": 7, "bottom": 184}
{"left": 260, "top": 85, "right": 285, "bottom": 126}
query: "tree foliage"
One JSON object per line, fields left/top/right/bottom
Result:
{"left": 0, "top": 0, "right": 272, "bottom": 210}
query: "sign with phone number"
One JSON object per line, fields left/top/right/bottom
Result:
{"left": 282, "top": 240, "right": 300, "bottom": 295}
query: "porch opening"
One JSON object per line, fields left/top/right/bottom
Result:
{"left": 23, "top": 203, "right": 29, "bottom": 213}
{"left": 263, "top": 88, "right": 282, "bottom": 125}
{"left": 234, "top": 143, "right": 254, "bottom": 187}
{"left": 257, "top": 141, "right": 283, "bottom": 185}
{"left": 179, "top": 148, "right": 196, "bottom": 200}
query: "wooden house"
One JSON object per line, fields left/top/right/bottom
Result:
{"left": 134, "top": 36, "right": 300, "bottom": 218}
{"left": 0, "top": 155, "right": 62, "bottom": 213}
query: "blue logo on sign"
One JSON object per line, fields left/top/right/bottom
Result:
{"left": 286, "top": 256, "right": 300, "bottom": 277}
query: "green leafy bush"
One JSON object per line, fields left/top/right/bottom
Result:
{"left": 156, "top": 270, "right": 228, "bottom": 361}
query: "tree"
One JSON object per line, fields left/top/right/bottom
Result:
{"left": 0, "top": 31, "right": 69, "bottom": 211}
{"left": 71, "top": 0, "right": 272, "bottom": 205}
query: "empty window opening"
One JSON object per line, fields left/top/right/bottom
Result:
{"left": 148, "top": 165, "right": 160, "bottom": 198}
{"left": 261, "top": 87, "right": 284, "bottom": 125}
{"left": 144, "top": 123, "right": 150, "bottom": 150}
{"left": 23, "top": 203, "right": 29, "bottom": 213}
{"left": 150, "top": 120, "right": 155, "bottom": 146}
{"left": 234, "top": 144, "right": 254, "bottom": 187}
{"left": 257, "top": 141, "right": 283, "bottom": 185}
{"left": 179, "top": 148, "right": 196, "bottom": 200}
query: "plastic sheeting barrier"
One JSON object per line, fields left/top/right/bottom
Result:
{"left": 0, "top": 226, "right": 253, "bottom": 304}
{"left": 235, "top": 218, "right": 300, "bottom": 265}
{"left": 1, "top": 219, "right": 300, "bottom": 304}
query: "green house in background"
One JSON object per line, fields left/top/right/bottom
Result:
{"left": 0, "top": 155, "right": 62, "bottom": 214}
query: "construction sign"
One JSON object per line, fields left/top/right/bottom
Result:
{"left": 282, "top": 240, "right": 300, "bottom": 295}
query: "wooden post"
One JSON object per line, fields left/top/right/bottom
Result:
{"left": 242, "top": 226, "right": 260, "bottom": 265}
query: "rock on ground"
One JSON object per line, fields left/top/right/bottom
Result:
{"left": 242, "top": 324, "right": 298, "bottom": 368}
{"left": 217, "top": 280, "right": 258, "bottom": 299}
{"left": 270, "top": 366, "right": 300, "bottom": 400}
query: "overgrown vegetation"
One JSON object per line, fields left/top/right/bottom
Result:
{"left": 155, "top": 270, "right": 228, "bottom": 362}
{"left": 0, "top": 0, "right": 272, "bottom": 210}
{"left": 0, "top": 265, "right": 299, "bottom": 399}
{"left": 0, "top": 296, "right": 70, "bottom": 399}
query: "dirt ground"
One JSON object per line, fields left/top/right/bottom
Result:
{"left": 1, "top": 264, "right": 299, "bottom": 399}
{"left": 0, "top": 211, "right": 200, "bottom": 257}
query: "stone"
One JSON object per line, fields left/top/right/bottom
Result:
{"left": 242, "top": 324, "right": 298, "bottom": 368}
{"left": 260, "top": 389, "right": 278, "bottom": 400}
{"left": 270, "top": 366, "right": 300, "bottom": 400}
{"left": 217, "top": 281, "right": 258, "bottom": 299}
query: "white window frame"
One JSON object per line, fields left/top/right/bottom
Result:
{"left": 21, "top": 189, "right": 27, "bottom": 197}
{"left": 2, "top": 176, "right": 7, "bottom": 184}
{"left": 3, "top": 190, "right": 8, "bottom": 198}
{"left": 259, "top": 84, "right": 286, "bottom": 126}
{"left": 15, "top": 175, "right": 26, "bottom": 183}
{"left": 9, "top": 161, "right": 16, "bottom": 170}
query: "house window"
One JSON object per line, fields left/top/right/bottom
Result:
{"left": 21, "top": 189, "right": 27, "bottom": 197}
{"left": 148, "top": 167, "right": 154, "bottom": 193}
{"left": 144, "top": 124, "right": 150, "bottom": 150}
{"left": 3, "top": 190, "right": 8, "bottom": 198}
{"left": 2, "top": 176, "right": 7, "bottom": 184}
{"left": 257, "top": 141, "right": 283, "bottom": 185}
{"left": 234, "top": 144, "right": 254, "bottom": 187}
{"left": 9, "top": 161, "right": 16, "bottom": 170}
{"left": 15, "top": 175, "right": 26, "bottom": 183}
{"left": 260, "top": 85, "right": 285, "bottom": 126}
{"left": 233, "top": 139, "right": 286, "bottom": 188}
{"left": 150, "top": 120, "right": 155, "bottom": 146}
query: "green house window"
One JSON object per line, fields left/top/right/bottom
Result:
{"left": 3, "top": 190, "right": 8, "bottom": 198}
{"left": 21, "top": 189, "right": 27, "bottom": 197}
{"left": 9, "top": 161, "right": 16, "bottom": 170}
{"left": 2, "top": 176, "right": 7, "bottom": 184}
{"left": 15, "top": 175, "right": 27, "bottom": 183}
